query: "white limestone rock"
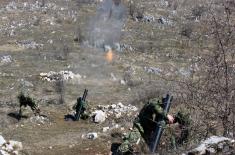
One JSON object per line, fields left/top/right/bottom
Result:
{"left": 0, "top": 135, "right": 6, "bottom": 146}
{"left": 93, "top": 110, "right": 106, "bottom": 123}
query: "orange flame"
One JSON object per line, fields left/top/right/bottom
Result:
{"left": 106, "top": 49, "right": 113, "bottom": 62}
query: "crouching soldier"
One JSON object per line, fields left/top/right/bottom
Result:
{"left": 73, "top": 97, "right": 89, "bottom": 120}
{"left": 116, "top": 97, "right": 175, "bottom": 154}
{"left": 73, "top": 89, "right": 89, "bottom": 121}
{"left": 117, "top": 125, "right": 142, "bottom": 155}
{"left": 170, "top": 110, "right": 191, "bottom": 149}
{"left": 18, "top": 92, "right": 40, "bottom": 118}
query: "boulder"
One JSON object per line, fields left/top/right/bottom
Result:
{"left": 8, "top": 140, "right": 23, "bottom": 151}
{"left": 186, "top": 136, "right": 235, "bottom": 155}
{"left": 0, "top": 150, "right": 9, "bottom": 155}
{"left": 102, "top": 127, "right": 110, "bottom": 132}
{"left": 0, "top": 135, "right": 6, "bottom": 146}
{"left": 2, "top": 143, "right": 13, "bottom": 152}
{"left": 94, "top": 110, "right": 106, "bottom": 123}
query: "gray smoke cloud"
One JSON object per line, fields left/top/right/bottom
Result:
{"left": 86, "top": 0, "right": 127, "bottom": 49}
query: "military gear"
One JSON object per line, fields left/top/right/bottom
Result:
{"left": 174, "top": 111, "right": 191, "bottom": 126}
{"left": 117, "top": 127, "right": 142, "bottom": 154}
{"left": 174, "top": 111, "right": 191, "bottom": 145}
{"left": 150, "top": 94, "right": 173, "bottom": 153}
{"left": 138, "top": 97, "right": 169, "bottom": 144}
{"left": 117, "top": 96, "right": 171, "bottom": 154}
{"left": 74, "top": 89, "right": 88, "bottom": 121}
{"left": 18, "top": 93, "right": 40, "bottom": 117}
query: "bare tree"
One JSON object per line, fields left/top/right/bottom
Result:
{"left": 180, "top": 0, "right": 235, "bottom": 138}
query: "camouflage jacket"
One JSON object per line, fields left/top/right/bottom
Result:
{"left": 138, "top": 98, "right": 168, "bottom": 123}
{"left": 74, "top": 98, "right": 87, "bottom": 112}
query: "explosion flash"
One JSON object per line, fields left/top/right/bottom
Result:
{"left": 105, "top": 49, "right": 113, "bottom": 62}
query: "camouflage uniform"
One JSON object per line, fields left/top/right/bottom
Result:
{"left": 117, "top": 98, "right": 168, "bottom": 154}
{"left": 117, "top": 126, "right": 142, "bottom": 154}
{"left": 172, "top": 111, "right": 191, "bottom": 147}
{"left": 73, "top": 97, "right": 88, "bottom": 120}
{"left": 18, "top": 93, "right": 40, "bottom": 116}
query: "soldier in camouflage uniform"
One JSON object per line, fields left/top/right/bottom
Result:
{"left": 18, "top": 92, "right": 40, "bottom": 117}
{"left": 171, "top": 110, "right": 191, "bottom": 148}
{"left": 73, "top": 97, "right": 89, "bottom": 121}
{"left": 117, "top": 97, "right": 175, "bottom": 154}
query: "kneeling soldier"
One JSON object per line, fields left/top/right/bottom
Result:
{"left": 18, "top": 92, "right": 40, "bottom": 118}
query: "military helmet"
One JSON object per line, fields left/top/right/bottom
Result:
{"left": 148, "top": 98, "right": 162, "bottom": 105}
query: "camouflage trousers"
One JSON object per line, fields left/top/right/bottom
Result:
{"left": 117, "top": 126, "right": 142, "bottom": 154}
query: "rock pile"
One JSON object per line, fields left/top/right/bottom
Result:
{"left": 29, "top": 115, "right": 51, "bottom": 125}
{"left": 0, "top": 1, "right": 78, "bottom": 36}
{"left": 94, "top": 102, "right": 138, "bottom": 120}
{"left": 17, "top": 40, "right": 43, "bottom": 49}
{"left": 0, "top": 135, "right": 23, "bottom": 155}
{"left": 144, "top": 66, "right": 162, "bottom": 75}
{"left": 4, "top": 1, "right": 58, "bottom": 12}
{"left": 40, "top": 71, "right": 81, "bottom": 82}
{"left": 185, "top": 136, "right": 235, "bottom": 155}
{"left": 0, "top": 55, "right": 13, "bottom": 66}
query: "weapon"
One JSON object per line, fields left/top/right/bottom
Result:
{"left": 74, "top": 89, "right": 88, "bottom": 121}
{"left": 82, "top": 89, "right": 88, "bottom": 101}
{"left": 150, "top": 94, "right": 173, "bottom": 153}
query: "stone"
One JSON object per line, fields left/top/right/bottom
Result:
{"left": 186, "top": 136, "right": 235, "bottom": 155}
{"left": 0, "top": 55, "right": 13, "bottom": 65}
{"left": 206, "top": 147, "right": 216, "bottom": 154}
{"left": 12, "top": 151, "right": 18, "bottom": 155}
{"left": 110, "top": 73, "right": 117, "bottom": 81}
{"left": 3, "top": 143, "right": 14, "bottom": 152}
{"left": 115, "top": 112, "right": 122, "bottom": 118}
{"left": 0, "top": 135, "right": 6, "bottom": 146}
{"left": 110, "top": 104, "right": 117, "bottom": 109}
{"left": 40, "top": 71, "right": 81, "bottom": 82}
{"left": 117, "top": 102, "right": 124, "bottom": 108}
{"left": 143, "top": 15, "right": 155, "bottom": 22}
{"left": 114, "top": 124, "right": 119, "bottom": 128}
{"left": 0, "top": 150, "right": 10, "bottom": 155}
{"left": 102, "top": 127, "right": 109, "bottom": 132}
{"left": 144, "top": 67, "right": 162, "bottom": 75}
{"left": 17, "top": 40, "right": 43, "bottom": 49}
{"left": 8, "top": 140, "right": 23, "bottom": 151}
{"left": 93, "top": 110, "right": 106, "bottom": 123}
{"left": 120, "top": 80, "right": 126, "bottom": 85}
{"left": 86, "top": 133, "right": 98, "bottom": 140}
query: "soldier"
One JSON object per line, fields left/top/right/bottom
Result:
{"left": 171, "top": 110, "right": 191, "bottom": 148}
{"left": 73, "top": 97, "right": 88, "bottom": 121}
{"left": 18, "top": 92, "right": 40, "bottom": 118}
{"left": 116, "top": 97, "right": 175, "bottom": 154}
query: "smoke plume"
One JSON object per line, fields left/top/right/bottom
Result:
{"left": 87, "top": 0, "right": 126, "bottom": 49}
